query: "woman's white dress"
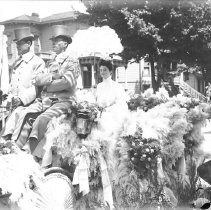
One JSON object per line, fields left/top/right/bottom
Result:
{"left": 95, "top": 76, "right": 129, "bottom": 135}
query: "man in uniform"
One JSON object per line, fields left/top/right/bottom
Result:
{"left": 15, "top": 25, "right": 80, "bottom": 157}
{"left": 1, "top": 27, "right": 45, "bottom": 140}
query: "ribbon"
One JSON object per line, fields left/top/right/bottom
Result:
{"left": 157, "top": 156, "right": 165, "bottom": 180}
{"left": 178, "top": 154, "right": 186, "bottom": 177}
{"left": 72, "top": 150, "right": 90, "bottom": 196}
{"left": 98, "top": 152, "right": 114, "bottom": 209}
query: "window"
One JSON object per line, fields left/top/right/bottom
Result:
{"left": 143, "top": 67, "right": 150, "bottom": 77}
{"left": 184, "top": 72, "right": 189, "bottom": 81}
{"left": 82, "top": 65, "right": 92, "bottom": 88}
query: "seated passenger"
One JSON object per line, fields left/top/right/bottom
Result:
{"left": 96, "top": 59, "right": 128, "bottom": 112}
{"left": 1, "top": 27, "right": 45, "bottom": 140}
{"left": 15, "top": 25, "right": 80, "bottom": 155}
{"left": 95, "top": 59, "right": 128, "bottom": 134}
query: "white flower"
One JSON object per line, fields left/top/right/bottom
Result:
{"left": 2, "top": 148, "right": 10, "bottom": 154}
{"left": 145, "top": 148, "right": 150, "bottom": 153}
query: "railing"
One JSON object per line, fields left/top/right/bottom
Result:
{"left": 174, "top": 77, "right": 206, "bottom": 101}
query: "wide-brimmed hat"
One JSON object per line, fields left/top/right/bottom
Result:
{"left": 49, "top": 25, "right": 72, "bottom": 44}
{"left": 13, "top": 27, "right": 34, "bottom": 42}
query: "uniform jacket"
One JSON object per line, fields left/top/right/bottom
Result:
{"left": 35, "top": 51, "right": 80, "bottom": 100}
{"left": 9, "top": 51, "right": 45, "bottom": 105}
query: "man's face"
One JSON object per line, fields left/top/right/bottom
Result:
{"left": 52, "top": 37, "right": 67, "bottom": 54}
{"left": 16, "top": 40, "right": 31, "bottom": 56}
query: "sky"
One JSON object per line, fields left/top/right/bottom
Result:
{"left": 0, "top": 0, "right": 87, "bottom": 22}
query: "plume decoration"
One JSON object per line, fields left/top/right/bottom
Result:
{"left": 45, "top": 101, "right": 122, "bottom": 209}
{"left": 43, "top": 92, "right": 210, "bottom": 208}
{"left": 112, "top": 94, "right": 207, "bottom": 208}
{"left": 184, "top": 107, "right": 208, "bottom": 156}
{"left": 0, "top": 151, "right": 44, "bottom": 208}
{"left": 113, "top": 136, "right": 141, "bottom": 208}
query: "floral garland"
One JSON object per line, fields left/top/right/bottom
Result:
{"left": 71, "top": 101, "right": 103, "bottom": 121}
{"left": 0, "top": 139, "right": 20, "bottom": 155}
{"left": 173, "top": 95, "right": 200, "bottom": 111}
{"left": 127, "top": 87, "right": 170, "bottom": 111}
{"left": 127, "top": 94, "right": 167, "bottom": 111}
{"left": 127, "top": 94, "right": 145, "bottom": 111}
{"left": 44, "top": 94, "right": 210, "bottom": 209}
{"left": 124, "top": 128, "right": 161, "bottom": 180}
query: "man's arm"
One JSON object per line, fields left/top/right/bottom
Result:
{"left": 46, "top": 58, "right": 79, "bottom": 92}
{"left": 46, "top": 72, "right": 76, "bottom": 92}
{"left": 19, "top": 58, "right": 45, "bottom": 105}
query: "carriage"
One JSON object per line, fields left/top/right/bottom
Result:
{"left": 1, "top": 89, "right": 211, "bottom": 210}
{"left": 0, "top": 92, "right": 107, "bottom": 210}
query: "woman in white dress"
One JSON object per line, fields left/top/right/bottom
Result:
{"left": 95, "top": 59, "right": 128, "bottom": 134}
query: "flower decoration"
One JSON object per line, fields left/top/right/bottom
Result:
{"left": 0, "top": 139, "right": 20, "bottom": 155}
{"left": 144, "top": 96, "right": 165, "bottom": 110}
{"left": 175, "top": 97, "right": 200, "bottom": 111}
{"left": 123, "top": 129, "right": 161, "bottom": 179}
{"left": 127, "top": 91, "right": 168, "bottom": 111}
{"left": 71, "top": 101, "right": 103, "bottom": 120}
{"left": 70, "top": 101, "right": 103, "bottom": 136}
{"left": 127, "top": 94, "right": 145, "bottom": 111}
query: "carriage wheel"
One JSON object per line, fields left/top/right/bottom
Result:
{"left": 34, "top": 167, "right": 75, "bottom": 210}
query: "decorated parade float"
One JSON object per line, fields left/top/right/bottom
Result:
{"left": 1, "top": 87, "right": 211, "bottom": 210}
{"left": 1, "top": 26, "right": 211, "bottom": 210}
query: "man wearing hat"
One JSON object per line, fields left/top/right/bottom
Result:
{"left": 1, "top": 27, "right": 45, "bottom": 140}
{"left": 15, "top": 25, "right": 80, "bottom": 159}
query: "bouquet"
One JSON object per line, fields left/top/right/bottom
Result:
{"left": 0, "top": 139, "right": 19, "bottom": 155}
{"left": 124, "top": 129, "right": 161, "bottom": 180}
{"left": 71, "top": 101, "right": 103, "bottom": 136}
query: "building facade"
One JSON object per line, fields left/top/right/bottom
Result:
{"left": 0, "top": 12, "right": 90, "bottom": 65}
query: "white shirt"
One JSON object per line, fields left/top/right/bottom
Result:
{"left": 96, "top": 76, "right": 128, "bottom": 112}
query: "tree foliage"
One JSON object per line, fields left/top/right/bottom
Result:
{"left": 84, "top": 0, "right": 211, "bottom": 90}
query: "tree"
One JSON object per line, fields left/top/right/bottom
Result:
{"left": 84, "top": 0, "right": 211, "bottom": 91}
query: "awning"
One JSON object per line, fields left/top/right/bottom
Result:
{"left": 79, "top": 56, "right": 126, "bottom": 67}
